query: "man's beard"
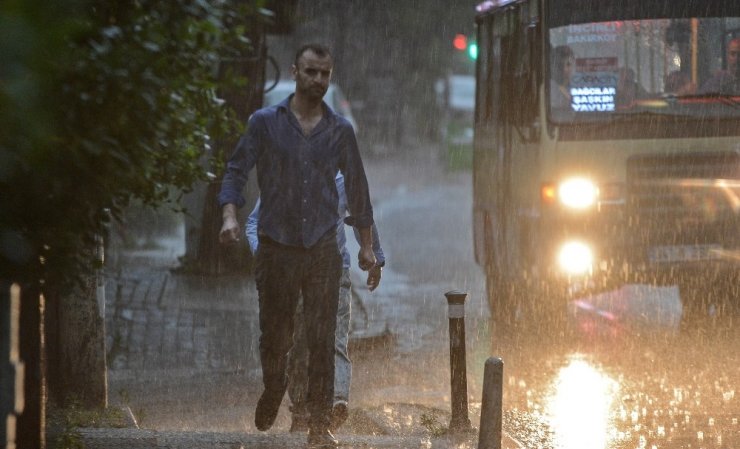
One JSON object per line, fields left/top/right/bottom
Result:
{"left": 306, "top": 84, "right": 328, "bottom": 100}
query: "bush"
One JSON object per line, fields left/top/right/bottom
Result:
{"left": 0, "top": 0, "right": 269, "bottom": 291}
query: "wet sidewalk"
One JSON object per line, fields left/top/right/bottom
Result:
{"left": 83, "top": 245, "right": 521, "bottom": 448}
{"left": 104, "top": 246, "right": 261, "bottom": 375}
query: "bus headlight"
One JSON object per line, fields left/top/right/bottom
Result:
{"left": 558, "top": 241, "right": 593, "bottom": 275}
{"left": 558, "top": 178, "right": 599, "bottom": 209}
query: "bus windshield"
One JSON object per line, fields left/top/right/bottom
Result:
{"left": 548, "top": 17, "right": 740, "bottom": 123}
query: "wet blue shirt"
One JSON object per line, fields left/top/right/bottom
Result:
{"left": 246, "top": 173, "right": 386, "bottom": 269}
{"left": 218, "top": 95, "right": 374, "bottom": 248}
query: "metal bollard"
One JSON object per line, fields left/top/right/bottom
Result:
{"left": 477, "top": 357, "right": 504, "bottom": 449}
{"left": 445, "top": 290, "right": 472, "bottom": 432}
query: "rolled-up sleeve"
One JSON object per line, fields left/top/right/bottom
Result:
{"left": 339, "top": 125, "right": 374, "bottom": 228}
{"left": 217, "top": 114, "right": 261, "bottom": 208}
{"left": 371, "top": 224, "right": 385, "bottom": 266}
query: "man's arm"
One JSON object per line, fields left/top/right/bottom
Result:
{"left": 219, "top": 203, "right": 241, "bottom": 244}
{"left": 352, "top": 224, "right": 386, "bottom": 291}
{"left": 217, "top": 113, "right": 261, "bottom": 244}
{"left": 338, "top": 125, "right": 373, "bottom": 228}
{"left": 337, "top": 125, "right": 375, "bottom": 271}
{"left": 366, "top": 224, "right": 385, "bottom": 290}
{"left": 356, "top": 227, "right": 376, "bottom": 271}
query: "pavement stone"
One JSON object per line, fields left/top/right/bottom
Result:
{"left": 104, "top": 265, "right": 259, "bottom": 373}
{"left": 77, "top": 428, "right": 440, "bottom": 449}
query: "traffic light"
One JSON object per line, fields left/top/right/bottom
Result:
{"left": 453, "top": 34, "right": 477, "bottom": 60}
{"left": 468, "top": 42, "right": 478, "bottom": 60}
{"left": 453, "top": 34, "right": 468, "bottom": 51}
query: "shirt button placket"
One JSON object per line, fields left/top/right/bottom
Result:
{"left": 301, "top": 143, "right": 309, "bottom": 237}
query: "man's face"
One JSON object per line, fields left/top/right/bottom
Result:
{"left": 292, "top": 50, "right": 333, "bottom": 101}
{"left": 729, "top": 39, "right": 740, "bottom": 76}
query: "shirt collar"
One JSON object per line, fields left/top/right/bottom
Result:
{"left": 276, "top": 94, "right": 338, "bottom": 122}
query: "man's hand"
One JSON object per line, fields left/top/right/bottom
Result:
{"left": 367, "top": 265, "right": 382, "bottom": 291}
{"left": 358, "top": 246, "right": 376, "bottom": 271}
{"left": 219, "top": 204, "right": 241, "bottom": 244}
{"left": 357, "top": 227, "right": 375, "bottom": 270}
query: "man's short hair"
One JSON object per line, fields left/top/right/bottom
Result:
{"left": 294, "top": 43, "right": 333, "bottom": 66}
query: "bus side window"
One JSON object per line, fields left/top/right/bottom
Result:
{"left": 520, "top": 21, "right": 541, "bottom": 128}
{"left": 500, "top": 2, "right": 540, "bottom": 133}
{"left": 475, "top": 15, "right": 499, "bottom": 129}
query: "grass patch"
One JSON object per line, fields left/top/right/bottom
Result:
{"left": 47, "top": 400, "right": 129, "bottom": 449}
{"left": 420, "top": 412, "right": 448, "bottom": 437}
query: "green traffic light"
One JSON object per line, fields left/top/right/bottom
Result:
{"left": 468, "top": 42, "right": 478, "bottom": 60}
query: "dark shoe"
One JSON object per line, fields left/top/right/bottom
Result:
{"left": 254, "top": 389, "right": 284, "bottom": 431}
{"left": 307, "top": 429, "right": 338, "bottom": 448}
{"left": 329, "top": 400, "right": 348, "bottom": 431}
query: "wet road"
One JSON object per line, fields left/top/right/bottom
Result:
{"left": 353, "top": 148, "right": 740, "bottom": 449}
{"left": 489, "top": 323, "right": 739, "bottom": 449}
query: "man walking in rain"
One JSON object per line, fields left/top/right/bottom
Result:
{"left": 246, "top": 172, "right": 385, "bottom": 433}
{"left": 218, "top": 43, "right": 377, "bottom": 448}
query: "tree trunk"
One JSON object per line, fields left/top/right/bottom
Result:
{"left": 45, "top": 238, "right": 107, "bottom": 409}
{"left": 55, "top": 281, "right": 107, "bottom": 407}
{"left": 182, "top": 30, "right": 267, "bottom": 275}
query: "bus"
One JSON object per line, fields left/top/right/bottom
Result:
{"left": 472, "top": 0, "right": 740, "bottom": 328}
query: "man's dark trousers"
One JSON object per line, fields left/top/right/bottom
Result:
{"left": 255, "top": 231, "right": 341, "bottom": 430}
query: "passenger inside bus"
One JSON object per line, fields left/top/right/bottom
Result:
{"left": 615, "top": 67, "right": 647, "bottom": 106}
{"left": 550, "top": 45, "right": 574, "bottom": 109}
{"left": 699, "top": 36, "right": 740, "bottom": 94}
{"left": 664, "top": 70, "right": 696, "bottom": 96}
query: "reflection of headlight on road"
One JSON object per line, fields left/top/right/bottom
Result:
{"left": 558, "top": 241, "right": 593, "bottom": 275}
{"left": 558, "top": 178, "right": 598, "bottom": 209}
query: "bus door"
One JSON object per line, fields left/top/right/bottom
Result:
{"left": 473, "top": 0, "right": 543, "bottom": 323}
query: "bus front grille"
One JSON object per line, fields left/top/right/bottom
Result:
{"left": 626, "top": 151, "right": 740, "bottom": 247}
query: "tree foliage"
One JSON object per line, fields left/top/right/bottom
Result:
{"left": 0, "top": 0, "right": 270, "bottom": 289}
